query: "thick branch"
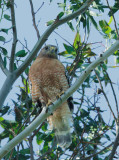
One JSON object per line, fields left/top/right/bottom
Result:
{"left": 15, "top": 0, "right": 94, "bottom": 78}
{"left": 108, "top": 132, "right": 119, "bottom": 160}
{"left": 9, "top": 0, "right": 17, "bottom": 72}
{"left": 29, "top": 0, "right": 40, "bottom": 39}
{"left": 0, "top": 54, "right": 9, "bottom": 76}
{"left": 0, "top": 73, "right": 16, "bottom": 110}
{"left": 0, "top": 40, "right": 119, "bottom": 158}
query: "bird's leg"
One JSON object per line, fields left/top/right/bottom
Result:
{"left": 56, "top": 91, "right": 65, "bottom": 99}
{"left": 46, "top": 99, "right": 54, "bottom": 115}
{"left": 46, "top": 99, "right": 53, "bottom": 107}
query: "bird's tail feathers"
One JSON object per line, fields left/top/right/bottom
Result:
{"left": 55, "top": 128, "right": 72, "bottom": 149}
{"left": 47, "top": 102, "right": 73, "bottom": 149}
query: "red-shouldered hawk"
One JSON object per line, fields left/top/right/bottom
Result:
{"left": 29, "top": 45, "right": 73, "bottom": 148}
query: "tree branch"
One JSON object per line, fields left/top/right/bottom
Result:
{"left": 102, "top": 67, "right": 119, "bottom": 115}
{"left": 81, "top": 142, "right": 113, "bottom": 160}
{"left": 94, "top": 69, "right": 117, "bottom": 121}
{"left": 0, "top": 40, "right": 119, "bottom": 158}
{"left": 9, "top": 0, "right": 17, "bottom": 72}
{"left": 29, "top": 0, "right": 40, "bottom": 39}
{"left": 0, "top": 73, "right": 16, "bottom": 110}
{"left": 0, "top": 54, "right": 9, "bottom": 76}
{"left": 108, "top": 132, "right": 119, "bottom": 160}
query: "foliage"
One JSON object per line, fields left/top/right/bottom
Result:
{"left": 0, "top": 0, "right": 119, "bottom": 160}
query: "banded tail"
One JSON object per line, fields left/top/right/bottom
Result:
{"left": 48, "top": 102, "right": 72, "bottom": 149}
{"left": 55, "top": 128, "right": 72, "bottom": 148}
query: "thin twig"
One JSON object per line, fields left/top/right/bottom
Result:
{"left": 94, "top": 69, "right": 117, "bottom": 121}
{"left": 18, "top": 39, "right": 30, "bottom": 53}
{"left": 29, "top": 0, "right": 40, "bottom": 39}
{"left": 54, "top": 31, "right": 73, "bottom": 46}
{"left": 28, "top": 135, "right": 34, "bottom": 160}
{"left": 35, "top": 2, "right": 44, "bottom": 14}
{"left": 9, "top": 0, "right": 17, "bottom": 72}
{"left": 108, "top": 132, "right": 119, "bottom": 160}
{"left": 81, "top": 142, "right": 113, "bottom": 160}
{"left": 106, "top": 0, "right": 119, "bottom": 37}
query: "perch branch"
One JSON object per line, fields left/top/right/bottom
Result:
{"left": 108, "top": 132, "right": 119, "bottom": 160}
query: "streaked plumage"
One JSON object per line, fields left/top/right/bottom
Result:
{"left": 29, "top": 45, "right": 73, "bottom": 148}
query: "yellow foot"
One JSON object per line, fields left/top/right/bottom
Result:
{"left": 56, "top": 91, "right": 65, "bottom": 99}
{"left": 46, "top": 99, "right": 53, "bottom": 107}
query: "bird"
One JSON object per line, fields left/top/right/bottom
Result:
{"left": 29, "top": 45, "right": 74, "bottom": 148}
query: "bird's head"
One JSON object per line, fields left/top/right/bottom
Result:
{"left": 38, "top": 45, "right": 58, "bottom": 59}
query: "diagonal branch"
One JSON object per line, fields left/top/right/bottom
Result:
{"left": 94, "top": 69, "right": 117, "bottom": 121}
{"left": 81, "top": 142, "right": 113, "bottom": 160}
{"left": 108, "top": 132, "right": 119, "bottom": 160}
{"left": 9, "top": 0, "right": 17, "bottom": 72}
{"left": 0, "top": 54, "right": 9, "bottom": 76}
{"left": 102, "top": 68, "right": 119, "bottom": 115}
{"left": 0, "top": 40, "right": 119, "bottom": 158}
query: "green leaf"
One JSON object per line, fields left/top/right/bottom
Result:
{"left": 0, "top": 28, "right": 9, "bottom": 34}
{"left": 20, "top": 148, "right": 30, "bottom": 155}
{"left": 116, "top": 57, "right": 119, "bottom": 64}
{"left": 4, "top": 14, "right": 11, "bottom": 21}
{"left": 108, "top": 16, "right": 113, "bottom": 25}
{"left": 67, "top": 21, "right": 75, "bottom": 31}
{"left": 63, "top": 43, "right": 75, "bottom": 55}
{"left": 46, "top": 20, "right": 54, "bottom": 26}
{"left": 0, "top": 36, "right": 5, "bottom": 42}
{"left": 0, "top": 117, "right": 4, "bottom": 122}
{"left": 57, "top": 12, "right": 64, "bottom": 19}
{"left": 42, "top": 123, "right": 48, "bottom": 132}
{"left": 0, "top": 130, "right": 9, "bottom": 140}
{"left": 4, "top": 57, "right": 7, "bottom": 68}
{"left": 0, "top": 47, "right": 8, "bottom": 55}
{"left": 15, "top": 50, "right": 27, "bottom": 57}
{"left": 0, "top": 106, "right": 10, "bottom": 116}
{"left": 57, "top": 3, "right": 66, "bottom": 8}
{"left": 99, "top": 20, "right": 112, "bottom": 35}
{"left": 88, "top": 15, "right": 99, "bottom": 31}
{"left": 73, "top": 32, "right": 81, "bottom": 49}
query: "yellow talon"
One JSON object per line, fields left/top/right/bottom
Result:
{"left": 46, "top": 99, "right": 53, "bottom": 107}
{"left": 56, "top": 91, "right": 65, "bottom": 99}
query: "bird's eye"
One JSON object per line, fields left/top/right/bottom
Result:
{"left": 45, "top": 46, "right": 48, "bottom": 50}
